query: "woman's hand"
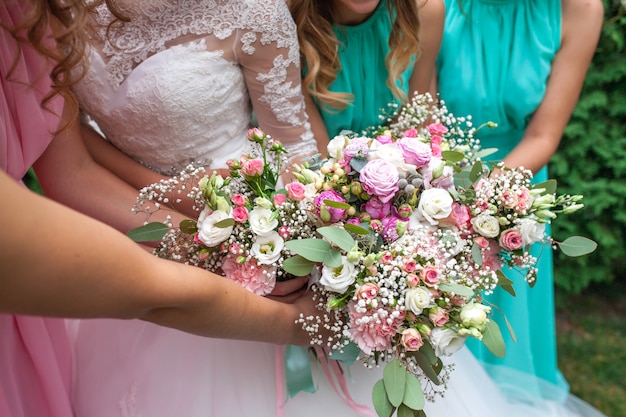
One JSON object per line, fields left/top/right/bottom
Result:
{"left": 266, "top": 275, "right": 310, "bottom": 304}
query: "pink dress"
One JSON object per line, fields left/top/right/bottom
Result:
{"left": 0, "top": 3, "right": 73, "bottom": 417}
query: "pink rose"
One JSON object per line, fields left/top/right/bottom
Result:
{"left": 500, "top": 189, "right": 519, "bottom": 209}
{"left": 356, "top": 283, "right": 380, "bottom": 300}
{"left": 430, "top": 135, "right": 443, "bottom": 145}
{"left": 499, "top": 228, "right": 524, "bottom": 251}
{"left": 443, "top": 202, "right": 472, "bottom": 229}
{"left": 359, "top": 159, "right": 399, "bottom": 203}
{"left": 364, "top": 197, "right": 391, "bottom": 220}
{"left": 427, "top": 123, "right": 448, "bottom": 136}
{"left": 376, "top": 134, "right": 393, "bottom": 145}
{"left": 285, "top": 182, "right": 306, "bottom": 201}
{"left": 429, "top": 307, "right": 450, "bottom": 327}
{"left": 380, "top": 251, "right": 394, "bottom": 264}
{"left": 474, "top": 236, "right": 490, "bottom": 249}
{"left": 231, "top": 194, "right": 247, "bottom": 206}
{"left": 232, "top": 206, "right": 249, "bottom": 223}
{"left": 516, "top": 187, "right": 531, "bottom": 212}
{"left": 397, "top": 138, "right": 432, "bottom": 168}
{"left": 240, "top": 158, "right": 264, "bottom": 177}
{"left": 402, "top": 257, "right": 418, "bottom": 273}
{"left": 273, "top": 193, "right": 287, "bottom": 206}
{"left": 406, "top": 274, "right": 420, "bottom": 287}
{"left": 401, "top": 328, "right": 424, "bottom": 351}
{"left": 421, "top": 266, "right": 441, "bottom": 287}
{"left": 344, "top": 137, "right": 370, "bottom": 161}
{"left": 314, "top": 190, "right": 347, "bottom": 223}
{"left": 403, "top": 128, "right": 419, "bottom": 138}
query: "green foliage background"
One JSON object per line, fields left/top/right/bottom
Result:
{"left": 550, "top": 1, "right": 626, "bottom": 294}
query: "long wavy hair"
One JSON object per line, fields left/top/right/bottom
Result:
{"left": 288, "top": 0, "right": 421, "bottom": 111}
{"left": 2, "top": 0, "right": 123, "bottom": 128}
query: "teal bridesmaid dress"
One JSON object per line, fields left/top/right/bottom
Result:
{"left": 437, "top": 0, "right": 569, "bottom": 397}
{"left": 314, "top": 0, "right": 414, "bottom": 138}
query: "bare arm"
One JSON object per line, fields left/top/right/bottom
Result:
{"left": 0, "top": 169, "right": 316, "bottom": 345}
{"left": 409, "top": 0, "right": 445, "bottom": 97}
{"left": 502, "top": 0, "right": 604, "bottom": 173}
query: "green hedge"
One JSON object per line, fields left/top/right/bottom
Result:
{"left": 550, "top": 1, "right": 626, "bottom": 293}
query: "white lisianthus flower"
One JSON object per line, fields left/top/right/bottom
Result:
{"left": 196, "top": 207, "right": 233, "bottom": 247}
{"left": 471, "top": 214, "right": 500, "bottom": 238}
{"left": 417, "top": 188, "right": 454, "bottom": 225}
{"left": 460, "top": 302, "right": 491, "bottom": 329}
{"left": 327, "top": 135, "right": 349, "bottom": 160}
{"left": 517, "top": 218, "right": 546, "bottom": 245}
{"left": 248, "top": 207, "right": 278, "bottom": 236}
{"left": 319, "top": 256, "right": 356, "bottom": 294}
{"left": 430, "top": 328, "right": 467, "bottom": 357}
{"left": 251, "top": 231, "right": 284, "bottom": 265}
{"left": 367, "top": 142, "right": 405, "bottom": 168}
{"left": 405, "top": 286, "right": 433, "bottom": 315}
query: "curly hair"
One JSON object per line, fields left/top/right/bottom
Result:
{"left": 288, "top": 0, "right": 422, "bottom": 111}
{"left": 2, "top": 0, "right": 123, "bottom": 129}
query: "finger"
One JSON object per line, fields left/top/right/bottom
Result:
{"left": 266, "top": 287, "right": 307, "bottom": 304}
{"left": 269, "top": 276, "right": 309, "bottom": 297}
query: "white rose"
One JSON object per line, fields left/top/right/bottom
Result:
{"left": 196, "top": 207, "right": 234, "bottom": 247}
{"left": 460, "top": 302, "right": 491, "bottom": 329}
{"left": 471, "top": 214, "right": 500, "bottom": 238}
{"left": 517, "top": 218, "right": 546, "bottom": 245}
{"left": 251, "top": 231, "right": 284, "bottom": 265}
{"left": 417, "top": 188, "right": 453, "bottom": 225}
{"left": 367, "top": 142, "right": 406, "bottom": 168}
{"left": 327, "top": 135, "right": 349, "bottom": 159}
{"left": 405, "top": 286, "right": 433, "bottom": 315}
{"left": 248, "top": 207, "right": 278, "bottom": 236}
{"left": 429, "top": 328, "right": 467, "bottom": 357}
{"left": 319, "top": 257, "right": 356, "bottom": 294}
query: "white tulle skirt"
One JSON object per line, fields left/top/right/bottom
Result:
{"left": 68, "top": 318, "right": 605, "bottom": 417}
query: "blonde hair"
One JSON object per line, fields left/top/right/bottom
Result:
{"left": 288, "top": 0, "right": 421, "bottom": 110}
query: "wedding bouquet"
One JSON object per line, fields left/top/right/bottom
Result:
{"left": 278, "top": 93, "right": 596, "bottom": 417}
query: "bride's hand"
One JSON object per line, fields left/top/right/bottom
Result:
{"left": 266, "top": 275, "right": 309, "bottom": 304}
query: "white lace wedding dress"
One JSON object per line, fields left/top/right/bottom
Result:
{"left": 69, "top": 1, "right": 606, "bottom": 416}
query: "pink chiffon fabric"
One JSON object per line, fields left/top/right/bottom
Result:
{"left": 0, "top": 2, "right": 73, "bottom": 417}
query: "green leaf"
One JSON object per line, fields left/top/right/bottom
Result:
{"left": 282, "top": 255, "right": 315, "bottom": 276}
{"left": 533, "top": 179, "right": 557, "bottom": 194}
{"left": 383, "top": 360, "right": 406, "bottom": 407}
{"left": 402, "top": 372, "right": 425, "bottom": 411}
{"left": 558, "top": 236, "right": 598, "bottom": 257}
{"left": 345, "top": 223, "right": 370, "bottom": 235}
{"left": 475, "top": 148, "right": 498, "bottom": 159}
{"left": 372, "top": 379, "right": 394, "bottom": 417}
{"left": 179, "top": 219, "right": 198, "bottom": 234}
{"left": 318, "top": 226, "right": 355, "bottom": 252}
{"left": 214, "top": 218, "right": 235, "bottom": 228}
{"left": 285, "top": 239, "right": 330, "bottom": 262}
{"left": 323, "top": 199, "right": 351, "bottom": 210}
{"left": 323, "top": 248, "right": 342, "bottom": 268}
{"left": 411, "top": 351, "right": 441, "bottom": 385}
{"left": 126, "top": 222, "right": 169, "bottom": 242}
{"left": 471, "top": 242, "right": 483, "bottom": 265}
{"left": 482, "top": 320, "right": 506, "bottom": 358}
{"left": 496, "top": 270, "right": 516, "bottom": 297}
{"left": 441, "top": 150, "right": 465, "bottom": 163}
{"left": 397, "top": 404, "right": 418, "bottom": 417}
{"left": 418, "top": 341, "right": 437, "bottom": 365}
{"left": 469, "top": 161, "right": 484, "bottom": 182}
{"left": 501, "top": 311, "right": 517, "bottom": 344}
{"left": 438, "top": 283, "right": 474, "bottom": 297}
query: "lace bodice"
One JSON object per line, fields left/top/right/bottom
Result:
{"left": 73, "top": 0, "right": 316, "bottom": 174}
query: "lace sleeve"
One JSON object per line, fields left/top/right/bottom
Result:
{"left": 235, "top": 0, "right": 318, "bottom": 160}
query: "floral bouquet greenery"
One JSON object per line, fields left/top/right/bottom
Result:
{"left": 278, "top": 93, "right": 596, "bottom": 417}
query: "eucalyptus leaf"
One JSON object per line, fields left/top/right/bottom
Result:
{"left": 350, "top": 156, "right": 369, "bottom": 173}
{"left": 282, "top": 255, "right": 315, "bottom": 276}
{"left": 533, "top": 179, "right": 557, "bottom": 194}
{"left": 323, "top": 248, "right": 342, "bottom": 268}
{"left": 397, "top": 404, "right": 417, "bottom": 417}
{"left": 372, "top": 379, "right": 395, "bottom": 417}
{"left": 471, "top": 242, "right": 483, "bottom": 266}
{"left": 496, "top": 270, "right": 516, "bottom": 297}
{"left": 323, "top": 199, "right": 351, "bottom": 210}
{"left": 214, "top": 218, "right": 235, "bottom": 228}
{"left": 441, "top": 150, "right": 465, "bottom": 163}
{"left": 285, "top": 239, "right": 331, "bottom": 262}
{"left": 402, "top": 373, "right": 425, "bottom": 411}
{"left": 558, "top": 236, "right": 598, "bottom": 257}
{"left": 179, "top": 219, "right": 198, "bottom": 234}
{"left": 318, "top": 226, "right": 355, "bottom": 252}
{"left": 418, "top": 341, "right": 437, "bottom": 365}
{"left": 345, "top": 223, "right": 370, "bottom": 235}
{"left": 383, "top": 360, "right": 407, "bottom": 407}
{"left": 411, "top": 351, "right": 441, "bottom": 385}
{"left": 475, "top": 148, "right": 498, "bottom": 159}
{"left": 482, "top": 319, "right": 506, "bottom": 358}
{"left": 469, "top": 161, "right": 484, "bottom": 182}
{"left": 501, "top": 310, "right": 517, "bottom": 343}
{"left": 126, "top": 222, "right": 169, "bottom": 242}
{"left": 438, "top": 283, "right": 474, "bottom": 297}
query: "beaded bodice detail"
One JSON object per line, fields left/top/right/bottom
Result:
{"left": 73, "top": 0, "right": 315, "bottom": 174}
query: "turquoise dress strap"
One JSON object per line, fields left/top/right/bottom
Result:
{"left": 313, "top": 0, "right": 414, "bottom": 137}
{"left": 437, "top": 0, "right": 568, "bottom": 397}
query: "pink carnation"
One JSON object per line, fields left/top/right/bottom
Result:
{"left": 348, "top": 303, "right": 405, "bottom": 355}
{"left": 221, "top": 255, "right": 276, "bottom": 296}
